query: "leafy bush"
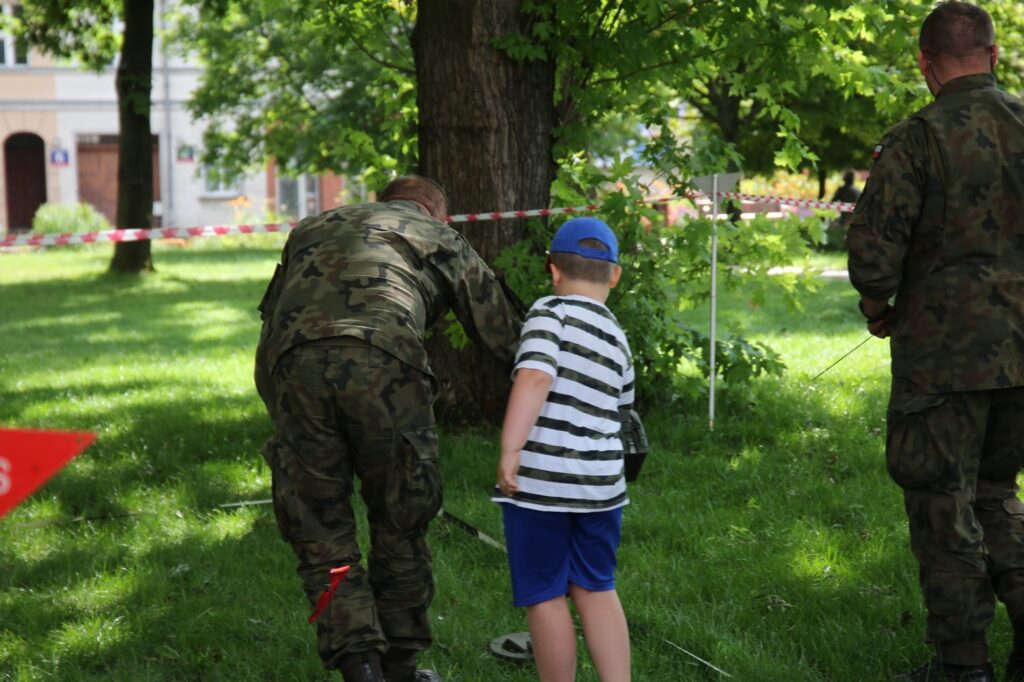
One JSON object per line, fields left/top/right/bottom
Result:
{"left": 494, "top": 171, "right": 825, "bottom": 408}
{"left": 31, "top": 202, "right": 112, "bottom": 235}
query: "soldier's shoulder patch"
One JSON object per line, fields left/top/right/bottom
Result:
{"left": 872, "top": 143, "right": 885, "bottom": 161}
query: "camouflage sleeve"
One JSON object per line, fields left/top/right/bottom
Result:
{"left": 846, "top": 119, "right": 930, "bottom": 301}
{"left": 254, "top": 251, "right": 289, "bottom": 412}
{"left": 439, "top": 234, "right": 524, "bottom": 363}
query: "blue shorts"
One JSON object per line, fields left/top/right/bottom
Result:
{"left": 501, "top": 504, "right": 623, "bottom": 607}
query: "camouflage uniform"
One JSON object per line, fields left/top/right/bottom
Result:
{"left": 848, "top": 73, "right": 1024, "bottom": 665}
{"left": 254, "top": 200, "right": 522, "bottom": 671}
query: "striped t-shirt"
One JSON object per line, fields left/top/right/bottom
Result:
{"left": 493, "top": 294, "right": 635, "bottom": 513}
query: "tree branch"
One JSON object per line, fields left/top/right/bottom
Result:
{"left": 349, "top": 33, "right": 414, "bottom": 75}
{"left": 588, "top": 57, "right": 682, "bottom": 87}
{"left": 371, "top": 10, "right": 411, "bottom": 66}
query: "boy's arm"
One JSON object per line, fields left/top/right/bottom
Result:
{"left": 497, "top": 368, "right": 553, "bottom": 494}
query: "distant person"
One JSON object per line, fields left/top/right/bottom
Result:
{"left": 832, "top": 169, "right": 862, "bottom": 205}
{"left": 827, "top": 169, "right": 862, "bottom": 248}
{"left": 255, "top": 175, "right": 523, "bottom": 682}
{"left": 494, "top": 217, "right": 635, "bottom": 682}
{"left": 846, "top": 3, "right": 1024, "bottom": 680}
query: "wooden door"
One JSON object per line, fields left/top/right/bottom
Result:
{"left": 77, "top": 137, "right": 161, "bottom": 226}
{"left": 3, "top": 133, "right": 47, "bottom": 231}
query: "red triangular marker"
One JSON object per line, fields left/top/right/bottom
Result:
{"left": 0, "top": 429, "right": 96, "bottom": 518}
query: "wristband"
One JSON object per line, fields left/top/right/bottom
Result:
{"left": 858, "top": 300, "right": 891, "bottom": 324}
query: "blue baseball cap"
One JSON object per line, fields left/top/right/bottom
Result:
{"left": 549, "top": 217, "right": 618, "bottom": 263}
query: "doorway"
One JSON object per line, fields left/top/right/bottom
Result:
{"left": 3, "top": 133, "right": 47, "bottom": 232}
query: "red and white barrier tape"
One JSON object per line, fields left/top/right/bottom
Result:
{"left": 446, "top": 204, "right": 600, "bottom": 223}
{"left": 718, "top": 191, "right": 856, "bottom": 213}
{"left": 0, "top": 192, "right": 854, "bottom": 249}
{"left": 0, "top": 222, "right": 293, "bottom": 248}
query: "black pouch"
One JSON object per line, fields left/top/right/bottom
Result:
{"left": 620, "top": 409, "right": 649, "bottom": 482}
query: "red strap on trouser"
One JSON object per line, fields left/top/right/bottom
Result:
{"left": 308, "top": 566, "right": 351, "bottom": 623}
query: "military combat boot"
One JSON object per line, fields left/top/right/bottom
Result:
{"left": 1008, "top": 653, "right": 1024, "bottom": 682}
{"left": 382, "top": 647, "right": 442, "bottom": 682}
{"left": 338, "top": 652, "right": 386, "bottom": 682}
{"left": 897, "top": 656, "right": 995, "bottom": 681}
{"left": 1007, "top": 619, "right": 1024, "bottom": 681}
{"left": 382, "top": 664, "right": 441, "bottom": 682}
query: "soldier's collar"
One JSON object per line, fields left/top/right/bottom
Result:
{"left": 388, "top": 199, "right": 432, "bottom": 217}
{"left": 935, "top": 72, "right": 996, "bottom": 99}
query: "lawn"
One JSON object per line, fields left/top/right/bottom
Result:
{"left": 0, "top": 241, "right": 1014, "bottom": 680}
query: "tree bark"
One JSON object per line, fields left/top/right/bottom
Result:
{"left": 413, "top": 0, "right": 556, "bottom": 423}
{"left": 109, "top": 0, "right": 154, "bottom": 274}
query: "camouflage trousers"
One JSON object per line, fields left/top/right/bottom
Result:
{"left": 887, "top": 377, "right": 1024, "bottom": 665}
{"left": 261, "top": 337, "right": 442, "bottom": 671}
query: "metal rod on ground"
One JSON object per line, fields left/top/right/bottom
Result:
{"left": 664, "top": 639, "right": 732, "bottom": 678}
{"left": 439, "top": 509, "right": 506, "bottom": 552}
{"left": 808, "top": 335, "right": 873, "bottom": 383}
{"left": 217, "top": 500, "right": 507, "bottom": 552}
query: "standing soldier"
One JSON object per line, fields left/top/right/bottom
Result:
{"left": 847, "top": 3, "right": 1024, "bottom": 680}
{"left": 255, "top": 176, "right": 523, "bottom": 682}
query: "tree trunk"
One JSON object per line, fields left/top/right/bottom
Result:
{"left": 817, "top": 164, "right": 827, "bottom": 200}
{"left": 413, "top": 0, "right": 556, "bottom": 423}
{"left": 109, "top": 0, "right": 154, "bottom": 274}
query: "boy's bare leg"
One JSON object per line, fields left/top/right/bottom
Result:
{"left": 527, "top": 596, "right": 577, "bottom": 682}
{"left": 570, "top": 585, "right": 631, "bottom": 682}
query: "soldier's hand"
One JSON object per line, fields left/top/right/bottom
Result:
{"left": 868, "top": 314, "right": 891, "bottom": 338}
{"left": 859, "top": 299, "right": 892, "bottom": 339}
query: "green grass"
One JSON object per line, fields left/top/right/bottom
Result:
{"left": 0, "top": 242, "right": 1014, "bottom": 680}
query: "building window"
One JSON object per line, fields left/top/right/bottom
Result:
{"left": 202, "top": 165, "right": 240, "bottom": 197}
{"left": 276, "top": 174, "right": 319, "bottom": 221}
{"left": 0, "top": 4, "right": 28, "bottom": 66}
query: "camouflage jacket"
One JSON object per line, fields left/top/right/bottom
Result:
{"left": 847, "top": 73, "right": 1024, "bottom": 392}
{"left": 255, "top": 200, "right": 523, "bottom": 400}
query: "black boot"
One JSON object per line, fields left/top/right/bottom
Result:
{"left": 384, "top": 671, "right": 441, "bottom": 682}
{"left": 339, "top": 652, "right": 386, "bottom": 682}
{"left": 1008, "top": 619, "right": 1024, "bottom": 681}
{"left": 897, "top": 656, "right": 995, "bottom": 681}
{"left": 383, "top": 648, "right": 442, "bottom": 682}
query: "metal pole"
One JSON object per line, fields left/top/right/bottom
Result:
{"left": 159, "top": 0, "right": 174, "bottom": 229}
{"left": 709, "top": 174, "right": 719, "bottom": 431}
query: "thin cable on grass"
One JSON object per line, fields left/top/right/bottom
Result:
{"left": 8, "top": 499, "right": 507, "bottom": 554}
{"left": 808, "top": 335, "right": 873, "bottom": 383}
{"left": 8, "top": 511, "right": 142, "bottom": 529}
{"left": 663, "top": 639, "right": 732, "bottom": 677}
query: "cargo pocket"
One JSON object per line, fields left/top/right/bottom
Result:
{"left": 886, "top": 390, "right": 949, "bottom": 490}
{"left": 924, "top": 571, "right": 966, "bottom": 617}
{"left": 1003, "top": 497, "right": 1024, "bottom": 545}
{"left": 387, "top": 427, "right": 443, "bottom": 531}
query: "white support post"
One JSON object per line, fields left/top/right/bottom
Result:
{"left": 691, "top": 172, "right": 741, "bottom": 432}
{"left": 709, "top": 174, "right": 719, "bottom": 431}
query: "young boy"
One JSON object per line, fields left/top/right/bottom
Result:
{"left": 494, "top": 217, "right": 635, "bottom": 682}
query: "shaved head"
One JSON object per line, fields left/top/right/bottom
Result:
{"left": 919, "top": 2, "right": 995, "bottom": 64}
{"left": 379, "top": 175, "right": 448, "bottom": 221}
